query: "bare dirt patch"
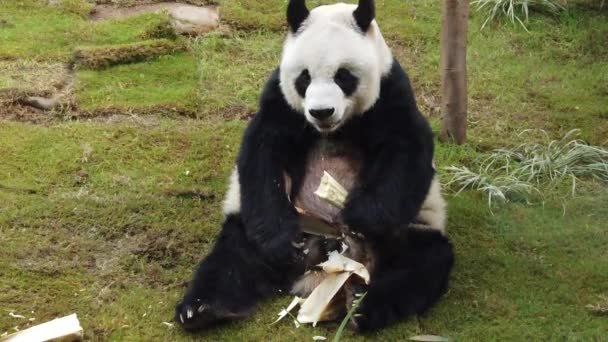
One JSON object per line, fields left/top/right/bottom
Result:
{"left": 0, "top": 104, "right": 57, "bottom": 124}
{"left": 94, "top": 114, "right": 163, "bottom": 127}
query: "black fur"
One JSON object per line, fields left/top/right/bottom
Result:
{"left": 350, "top": 228, "right": 454, "bottom": 332}
{"left": 175, "top": 215, "right": 297, "bottom": 331}
{"left": 287, "top": 0, "right": 309, "bottom": 33}
{"left": 176, "top": 60, "right": 453, "bottom": 332}
{"left": 334, "top": 68, "right": 359, "bottom": 97}
{"left": 295, "top": 69, "right": 311, "bottom": 98}
{"left": 353, "top": 0, "right": 375, "bottom": 33}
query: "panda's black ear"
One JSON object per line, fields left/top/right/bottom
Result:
{"left": 353, "top": 0, "right": 375, "bottom": 32}
{"left": 287, "top": 0, "right": 309, "bottom": 33}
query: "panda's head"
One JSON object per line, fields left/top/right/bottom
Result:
{"left": 279, "top": 0, "right": 393, "bottom": 133}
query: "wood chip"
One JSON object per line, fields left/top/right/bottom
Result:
{"left": 3, "top": 314, "right": 82, "bottom": 342}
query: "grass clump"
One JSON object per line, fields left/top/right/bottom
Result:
{"left": 494, "top": 129, "right": 608, "bottom": 183}
{"left": 445, "top": 129, "right": 608, "bottom": 207}
{"left": 445, "top": 164, "right": 538, "bottom": 208}
{"left": 471, "top": 0, "right": 565, "bottom": 30}
{"left": 140, "top": 13, "right": 178, "bottom": 40}
{"left": 73, "top": 39, "right": 187, "bottom": 70}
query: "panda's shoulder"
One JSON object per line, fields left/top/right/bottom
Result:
{"left": 246, "top": 67, "right": 308, "bottom": 134}
{"left": 368, "top": 60, "right": 432, "bottom": 138}
{"left": 258, "top": 67, "right": 284, "bottom": 109}
{"left": 378, "top": 59, "right": 417, "bottom": 109}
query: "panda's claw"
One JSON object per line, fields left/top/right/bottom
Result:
{"left": 175, "top": 298, "right": 253, "bottom": 332}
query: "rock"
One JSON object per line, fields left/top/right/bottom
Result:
{"left": 90, "top": 3, "right": 221, "bottom": 36}
{"left": 169, "top": 5, "right": 220, "bottom": 35}
{"left": 22, "top": 96, "right": 60, "bottom": 111}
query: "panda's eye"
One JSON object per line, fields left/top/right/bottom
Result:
{"left": 295, "top": 69, "right": 311, "bottom": 98}
{"left": 334, "top": 68, "right": 359, "bottom": 96}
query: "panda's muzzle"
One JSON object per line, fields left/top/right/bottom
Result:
{"left": 309, "top": 108, "right": 335, "bottom": 121}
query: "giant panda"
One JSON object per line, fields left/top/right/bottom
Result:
{"left": 176, "top": 0, "right": 454, "bottom": 333}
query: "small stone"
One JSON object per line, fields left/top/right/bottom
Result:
{"left": 22, "top": 96, "right": 60, "bottom": 111}
{"left": 170, "top": 5, "right": 220, "bottom": 35}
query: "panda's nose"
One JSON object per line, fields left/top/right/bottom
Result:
{"left": 309, "top": 108, "right": 335, "bottom": 121}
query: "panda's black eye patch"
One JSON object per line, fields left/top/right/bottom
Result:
{"left": 295, "top": 69, "right": 311, "bottom": 98}
{"left": 334, "top": 68, "right": 358, "bottom": 96}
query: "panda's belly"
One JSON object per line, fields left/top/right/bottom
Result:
{"left": 291, "top": 139, "right": 362, "bottom": 226}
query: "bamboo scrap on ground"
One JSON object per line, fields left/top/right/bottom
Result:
{"left": 2, "top": 314, "right": 82, "bottom": 342}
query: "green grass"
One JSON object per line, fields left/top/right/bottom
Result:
{"left": 0, "top": 1, "right": 85, "bottom": 61}
{"left": 195, "top": 32, "right": 283, "bottom": 118}
{"left": 1, "top": 0, "right": 608, "bottom": 340}
{"left": 0, "top": 2, "right": 177, "bottom": 61}
{"left": 76, "top": 53, "right": 199, "bottom": 114}
{"left": 466, "top": 6, "right": 608, "bottom": 145}
{"left": 1, "top": 120, "right": 606, "bottom": 340}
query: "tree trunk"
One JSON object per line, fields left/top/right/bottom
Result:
{"left": 440, "top": 0, "right": 469, "bottom": 145}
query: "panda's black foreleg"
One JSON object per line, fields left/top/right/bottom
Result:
{"left": 175, "top": 214, "right": 296, "bottom": 332}
{"left": 351, "top": 227, "right": 454, "bottom": 333}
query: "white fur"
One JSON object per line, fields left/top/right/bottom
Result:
{"left": 413, "top": 177, "right": 447, "bottom": 234}
{"left": 280, "top": 3, "right": 393, "bottom": 133}
{"left": 222, "top": 167, "right": 241, "bottom": 215}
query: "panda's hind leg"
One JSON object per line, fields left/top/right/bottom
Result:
{"left": 350, "top": 227, "right": 454, "bottom": 333}
{"left": 175, "top": 214, "right": 290, "bottom": 331}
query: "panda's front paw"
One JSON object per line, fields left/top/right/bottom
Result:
{"left": 175, "top": 298, "right": 251, "bottom": 332}
{"left": 345, "top": 295, "right": 381, "bottom": 333}
{"left": 258, "top": 223, "right": 304, "bottom": 267}
{"left": 342, "top": 191, "right": 386, "bottom": 237}
{"left": 175, "top": 299, "right": 214, "bottom": 332}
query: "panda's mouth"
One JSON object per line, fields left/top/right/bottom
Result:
{"left": 314, "top": 121, "right": 341, "bottom": 133}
